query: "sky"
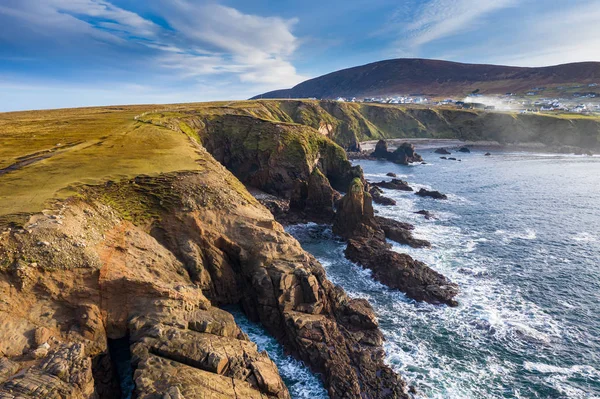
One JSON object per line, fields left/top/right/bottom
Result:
{"left": 1, "top": 0, "right": 600, "bottom": 111}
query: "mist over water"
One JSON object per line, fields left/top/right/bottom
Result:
{"left": 288, "top": 151, "right": 600, "bottom": 398}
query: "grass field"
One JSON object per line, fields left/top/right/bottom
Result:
{"left": 0, "top": 105, "right": 206, "bottom": 225}
{"left": 2, "top": 100, "right": 598, "bottom": 227}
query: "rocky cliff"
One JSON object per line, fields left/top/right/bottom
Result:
{"left": 0, "top": 106, "right": 407, "bottom": 398}
{"left": 139, "top": 100, "right": 600, "bottom": 153}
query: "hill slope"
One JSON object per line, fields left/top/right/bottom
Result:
{"left": 253, "top": 59, "right": 600, "bottom": 99}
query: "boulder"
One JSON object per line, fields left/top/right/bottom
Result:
{"left": 372, "top": 179, "right": 413, "bottom": 191}
{"left": 458, "top": 146, "right": 471, "bottom": 153}
{"left": 434, "top": 148, "right": 451, "bottom": 155}
{"left": 333, "top": 180, "right": 458, "bottom": 306}
{"left": 416, "top": 188, "right": 448, "bottom": 200}
{"left": 368, "top": 186, "right": 396, "bottom": 206}
{"left": 414, "top": 210, "right": 435, "bottom": 220}
{"left": 386, "top": 172, "right": 397, "bottom": 177}
{"left": 484, "top": 152, "right": 491, "bottom": 156}
{"left": 375, "top": 216, "right": 431, "bottom": 248}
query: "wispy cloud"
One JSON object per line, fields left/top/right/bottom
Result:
{"left": 0, "top": 0, "right": 306, "bottom": 92}
{"left": 156, "top": 2, "right": 306, "bottom": 86}
{"left": 483, "top": 2, "right": 600, "bottom": 66}
{"left": 385, "top": 0, "right": 519, "bottom": 56}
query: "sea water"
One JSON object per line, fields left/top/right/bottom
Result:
{"left": 287, "top": 151, "right": 600, "bottom": 398}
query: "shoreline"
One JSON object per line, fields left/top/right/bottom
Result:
{"left": 357, "top": 138, "right": 597, "bottom": 155}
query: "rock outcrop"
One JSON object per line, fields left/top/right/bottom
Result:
{"left": 458, "top": 146, "right": 471, "bottom": 153}
{"left": 0, "top": 166, "right": 407, "bottom": 398}
{"left": 333, "top": 179, "right": 458, "bottom": 306}
{"left": 416, "top": 188, "right": 448, "bottom": 200}
{"left": 369, "top": 186, "right": 396, "bottom": 206}
{"left": 370, "top": 140, "right": 424, "bottom": 165}
{"left": 434, "top": 148, "right": 451, "bottom": 154}
{"left": 415, "top": 210, "right": 435, "bottom": 220}
{"left": 375, "top": 216, "right": 431, "bottom": 248}
{"left": 372, "top": 178, "right": 413, "bottom": 191}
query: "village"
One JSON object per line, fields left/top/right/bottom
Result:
{"left": 332, "top": 82, "right": 600, "bottom": 116}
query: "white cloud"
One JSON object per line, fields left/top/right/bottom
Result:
{"left": 157, "top": 2, "right": 306, "bottom": 86}
{"left": 0, "top": 0, "right": 306, "bottom": 91}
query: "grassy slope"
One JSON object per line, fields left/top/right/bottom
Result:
{"left": 1, "top": 100, "right": 598, "bottom": 227}
{"left": 0, "top": 106, "right": 204, "bottom": 225}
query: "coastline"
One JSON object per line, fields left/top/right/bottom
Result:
{"left": 357, "top": 138, "right": 597, "bottom": 155}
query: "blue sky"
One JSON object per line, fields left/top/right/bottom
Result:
{"left": 1, "top": 0, "right": 600, "bottom": 111}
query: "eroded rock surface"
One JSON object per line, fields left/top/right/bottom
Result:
{"left": 370, "top": 140, "right": 424, "bottom": 165}
{"left": 333, "top": 179, "right": 458, "bottom": 306}
{"left": 0, "top": 164, "right": 407, "bottom": 398}
{"left": 416, "top": 188, "right": 448, "bottom": 200}
{"left": 372, "top": 179, "right": 413, "bottom": 191}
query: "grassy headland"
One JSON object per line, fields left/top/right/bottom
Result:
{"left": 1, "top": 100, "right": 599, "bottom": 227}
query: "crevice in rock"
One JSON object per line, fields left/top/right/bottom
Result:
{"left": 92, "top": 352, "right": 122, "bottom": 399}
{"left": 107, "top": 335, "right": 134, "bottom": 399}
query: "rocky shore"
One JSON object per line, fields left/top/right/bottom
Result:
{"left": 0, "top": 104, "right": 475, "bottom": 399}
{"left": 0, "top": 168, "right": 407, "bottom": 398}
{"left": 0, "top": 111, "right": 416, "bottom": 399}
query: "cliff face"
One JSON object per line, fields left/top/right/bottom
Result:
{"left": 140, "top": 100, "right": 600, "bottom": 153}
{"left": 1, "top": 99, "right": 596, "bottom": 398}
{"left": 0, "top": 107, "right": 406, "bottom": 398}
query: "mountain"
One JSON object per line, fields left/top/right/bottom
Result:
{"left": 252, "top": 59, "right": 600, "bottom": 99}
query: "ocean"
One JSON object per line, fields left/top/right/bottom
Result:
{"left": 231, "top": 149, "right": 600, "bottom": 398}
{"left": 286, "top": 150, "right": 600, "bottom": 398}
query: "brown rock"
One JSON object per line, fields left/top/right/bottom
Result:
{"left": 416, "top": 188, "right": 448, "bottom": 200}
{"left": 368, "top": 186, "right": 396, "bottom": 206}
{"left": 333, "top": 179, "right": 458, "bottom": 307}
{"left": 372, "top": 178, "right": 413, "bottom": 191}
{"left": 375, "top": 216, "right": 431, "bottom": 248}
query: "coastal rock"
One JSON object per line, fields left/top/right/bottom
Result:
{"left": 345, "top": 239, "right": 459, "bottom": 306}
{"left": 416, "top": 188, "right": 448, "bottom": 200}
{"left": 371, "top": 139, "right": 389, "bottom": 158}
{"left": 368, "top": 186, "right": 397, "bottom": 206}
{"left": 0, "top": 168, "right": 407, "bottom": 399}
{"left": 0, "top": 343, "right": 95, "bottom": 398}
{"left": 289, "top": 168, "right": 337, "bottom": 223}
{"left": 386, "top": 172, "right": 397, "bottom": 177}
{"left": 415, "top": 210, "right": 435, "bottom": 220}
{"left": 332, "top": 178, "right": 380, "bottom": 240}
{"left": 392, "top": 143, "right": 423, "bottom": 165}
{"left": 333, "top": 179, "right": 458, "bottom": 306}
{"left": 434, "top": 148, "right": 451, "bottom": 154}
{"left": 375, "top": 216, "right": 431, "bottom": 248}
{"left": 369, "top": 140, "right": 423, "bottom": 165}
{"left": 458, "top": 146, "right": 471, "bottom": 153}
{"left": 372, "top": 178, "right": 413, "bottom": 191}
{"left": 484, "top": 152, "right": 491, "bottom": 156}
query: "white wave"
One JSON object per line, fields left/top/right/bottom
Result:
{"left": 571, "top": 232, "right": 598, "bottom": 243}
{"left": 229, "top": 307, "right": 328, "bottom": 399}
{"left": 523, "top": 362, "right": 600, "bottom": 376}
{"left": 493, "top": 228, "right": 537, "bottom": 243}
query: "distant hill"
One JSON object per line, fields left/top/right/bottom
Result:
{"left": 252, "top": 59, "right": 600, "bottom": 99}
